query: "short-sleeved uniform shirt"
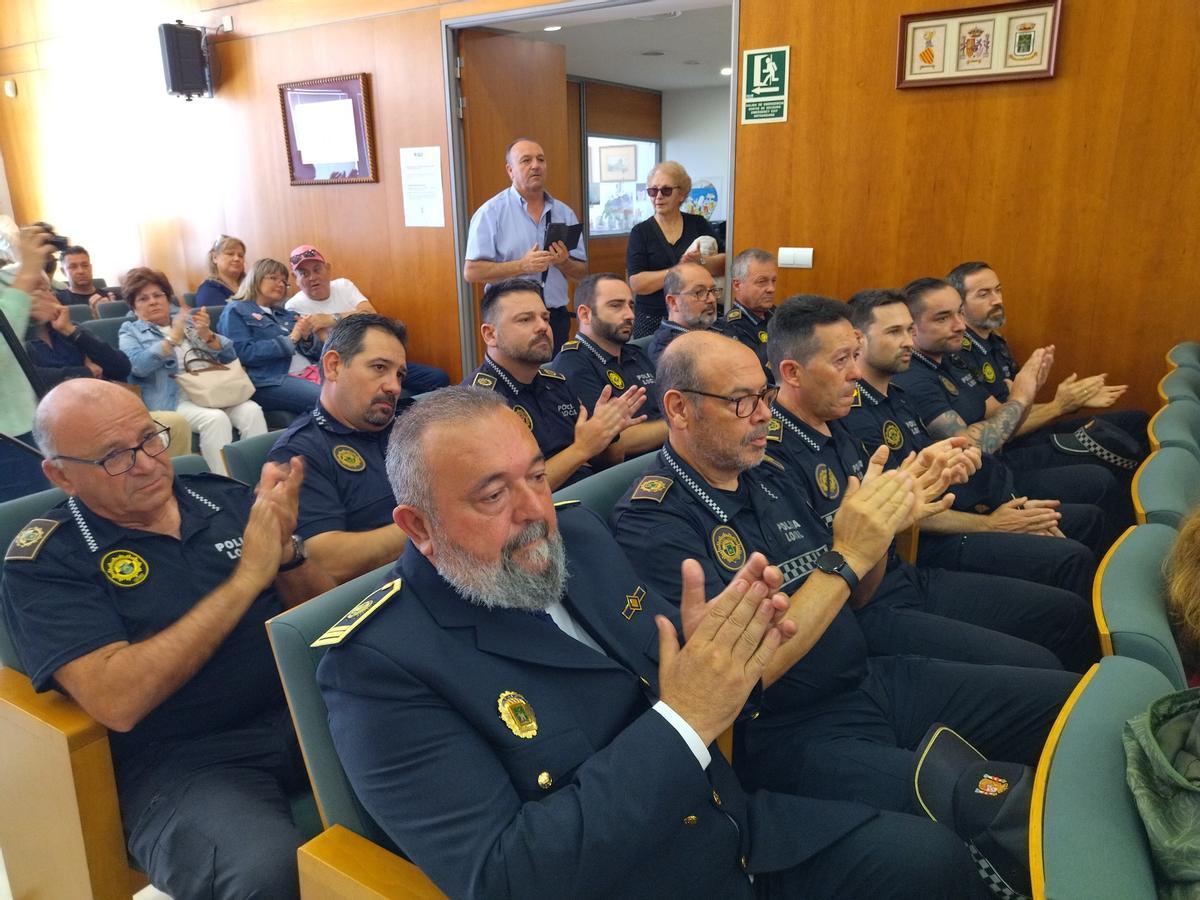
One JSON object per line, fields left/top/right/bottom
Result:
{"left": 646, "top": 320, "right": 705, "bottom": 367}
{"left": 464, "top": 187, "right": 586, "bottom": 311}
{"left": 842, "top": 379, "right": 1011, "bottom": 512}
{"left": 721, "top": 303, "right": 774, "bottom": 381}
{"left": 890, "top": 349, "right": 991, "bottom": 428}
{"left": 958, "top": 328, "right": 1019, "bottom": 402}
{"left": 548, "top": 332, "right": 661, "bottom": 420}
{"left": 465, "top": 356, "right": 591, "bottom": 484}
{"left": 1, "top": 474, "right": 286, "bottom": 768}
{"left": 268, "top": 401, "right": 406, "bottom": 539}
{"left": 763, "top": 405, "right": 865, "bottom": 530}
{"left": 610, "top": 444, "right": 869, "bottom": 709}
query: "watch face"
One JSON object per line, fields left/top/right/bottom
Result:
{"left": 817, "top": 550, "right": 845, "bottom": 573}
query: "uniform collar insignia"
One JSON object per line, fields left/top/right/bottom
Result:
{"left": 911, "top": 350, "right": 941, "bottom": 371}
{"left": 576, "top": 333, "right": 614, "bottom": 365}
{"left": 483, "top": 356, "right": 525, "bottom": 394}
{"left": 312, "top": 402, "right": 355, "bottom": 436}
{"left": 770, "top": 404, "right": 826, "bottom": 451}
{"left": 855, "top": 379, "right": 883, "bottom": 406}
{"left": 659, "top": 445, "right": 734, "bottom": 524}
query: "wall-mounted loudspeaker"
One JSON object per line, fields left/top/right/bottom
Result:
{"left": 159, "top": 21, "right": 213, "bottom": 100}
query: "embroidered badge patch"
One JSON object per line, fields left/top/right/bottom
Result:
{"left": 850, "top": 385, "right": 862, "bottom": 408}
{"left": 623, "top": 586, "right": 646, "bottom": 620}
{"left": 5, "top": 518, "right": 60, "bottom": 562}
{"left": 711, "top": 525, "right": 747, "bottom": 571}
{"left": 333, "top": 445, "right": 365, "bottom": 472}
{"left": 939, "top": 375, "right": 959, "bottom": 396}
{"left": 766, "top": 417, "right": 782, "bottom": 442}
{"left": 975, "top": 773, "right": 1009, "bottom": 797}
{"left": 513, "top": 405, "right": 535, "bottom": 431}
{"left": 606, "top": 369, "right": 626, "bottom": 390}
{"left": 882, "top": 420, "right": 905, "bottom": 450}
{"left": 498, "top": 691, "right": 538, "bottom": 739}
{"left": 758, "top": 329, "right": 769, "bottom": 344}
{"left": 814, "top": 463, "right": 840, "bottom": 499}
{"left": 312, "top": 579, "right": 402, "bottom": 647}
{"left": 472, "top": 372, "right": 497, "bottom": 390}
{"left": 981, "top": 362, "right": 996, "bottom": 383}
{"left": 101, "top": 549, "right": 149, "bottom": 588}
{"left": 631, "top": 476, "right": 672, "bottom": 502}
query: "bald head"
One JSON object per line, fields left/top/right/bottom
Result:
{"left": 35, "top": 379, "right": 145, "bottom": 458}
{"left": 657, "top": 331, "right": 758, "bottom": 404}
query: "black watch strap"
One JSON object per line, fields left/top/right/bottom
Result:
{"left": 278, "top": 534, "right": 308, "bottom": 573}
{"left": 815, "top": 550, "right": 859, "bottom": 590}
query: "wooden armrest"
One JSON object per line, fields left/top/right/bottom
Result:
{"left": 0, "top": 666, "right": 135, "bottom": 899}
{"left": 299, "top": 825, "right": 445, "bottom": 899}
{"left": 894, "top": 522, "right": 920, "bottom": 564}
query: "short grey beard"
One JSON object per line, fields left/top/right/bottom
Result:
{"left": 431, "top": 520, "right": 568, "bottom": 612}
{"left": 980, "top": 311, "right": 1006, "bottom": 331}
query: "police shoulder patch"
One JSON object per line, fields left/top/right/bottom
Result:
{"left": 761, "top": 453, "right": 785, "bottom": 471}
{"left": 5, "top": 518, "right": 61, "bottom": 562}
{"left": 632, "top": 475, "right": 673, "bottom": 502}
{"left": 851, "top": 385, "right": 862, "bottom": 407}
{"left": 559, "top": 340, "right": 580, "bottom": 351}
{"left": 472, "top": 372, "right": 497, "bottom": 390}
{"left": 725, "top": 308, "right": 743, "bottom": 321}
{"left": 766, "top": 417, "right": 783, "bottom": 442}
{"left": 312, "top": 578, "right": 402, "bottom": 647}
{"left": 961, "top": 335, "right": 972, "bottom": 351}
{"left": 538, "top": 368, "right": 566, "bottom": 381}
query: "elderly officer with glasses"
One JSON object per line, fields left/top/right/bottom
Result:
{"left": 1, "top": 378, "right": 332, "bottom": 900}
{"left": 645, "top": 262, "right": 724, "bottom": 366}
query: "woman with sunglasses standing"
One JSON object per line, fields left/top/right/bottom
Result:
{"left": 626, "top": 160, "right": 725, "bottom": 338}
{"left": 193, "top": 235, "right": 247, "bottom": 308}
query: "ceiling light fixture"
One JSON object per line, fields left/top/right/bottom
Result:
{"left": 720, "top": 66, "right": 732, "bottom": 76}
{"left": 641, "top": 50, "right": 665, "bottom": 57}
{"left": 543, "top": 25, "right": 562, "bottom": 32}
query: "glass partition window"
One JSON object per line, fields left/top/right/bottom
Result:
{"left": 586, "top": 136, "right": 659, "bottom": 236}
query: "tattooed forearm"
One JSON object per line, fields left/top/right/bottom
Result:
{"left": 964, "top": 398, "right": 1027, "bottom": 453}
{"left": 926, "top": 410, "right": 970, "bottom": 441}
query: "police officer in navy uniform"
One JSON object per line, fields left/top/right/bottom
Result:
{"left": 268, "top": 314, "right": 411, "bottom": 585}
{"left": 464, "top": 278, "right": 646, "bottom": 489}
{"left": 722, "top": 248, "right": 778, "bottom": 381}
{"left": 608, "top": 331, "right": 1077, "bottom": 854}
{"left": 318, "top": 385, "right": 993, "bottom": 899}
{"left": 548, "top": 273, "right": 666, "bottom": 456}
{"left": 893, "top": 277, "right": 1126, "bottom": 543}
{"left": 762, "top": 295, "right": 1097, "bottom": 672}
{"left": 1, "top": 380, "right": 330, "bottom": 900}
{"left": 646, "top": 261, "right": 722, "bottom": 366}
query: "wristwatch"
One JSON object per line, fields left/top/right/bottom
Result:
{"left": 278, "top": 534, "right": 308, "bottom": 573}
{"left": 815, "top": 550, "right": 859, "bottom": 590}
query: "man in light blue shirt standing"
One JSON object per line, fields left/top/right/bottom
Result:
{"left": 464, "top": 138, "right": 587, "bottom": 353}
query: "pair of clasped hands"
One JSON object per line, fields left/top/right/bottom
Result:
{"left": 655, "top": 437, "right": 979, "bottom": 747}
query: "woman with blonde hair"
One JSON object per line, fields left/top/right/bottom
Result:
{"left": 626, "top": 160, "right": 725, "bottom": 337}
{"left": 216, "top": 258, "right": 322, "bottom": 413}
{"left": 194, "top": 235, "right": 246, "bottom": 308}
{"left": 1167, "top": 507, "right": 1200, "bottom": 681}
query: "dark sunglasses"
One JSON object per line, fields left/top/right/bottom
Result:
{"left": 289, "top": 248, "right": 321, "bottom": 267}
{"left": 646, "top": 186, "right": 676, "bottom": 198}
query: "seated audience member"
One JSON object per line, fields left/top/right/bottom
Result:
{"left": 464, "top": 278, "right": 646, "bottom": 489}
{"left": 1, "top": 380, "right": 331, "bottom": 899}
{"left": 845, "top": 288, "right": 1105, "bottom": 578}
{"left": 947, "top": 259, "right": 1149, "bottom": 454}
{"left": 119, "top": 266, "right": 267, "bottom": 476}
{"left": 217, "top": 258, "right": 323, "bottom": 414}
{"left": 762, "top": 296, "right": 1097, "bottom": 671}
{"left": 608, "top": 332, "right": 1076, "bottom": 853}
{"left": 646, "top": 262, "right": 721, "bottom": 365}
{"left": 54, "top": 244, "right": 117, "bottom": 311}
{"left": 549, "top": 272, "right": 665, "bottom": 454}
{"left": 26, "top": 272, "right": 131, "bottom": 386}
{"left": 1166, "top": 507, "right": 1200, "bottom": 683}
{"left": 317, "top": 386, "right": 991, "bottom": 899}
{"left": 723, "top": 248, "right": 778, "bottom": 379}
{"left": 284, "top": 244, "right": 449, "bottom": 396}
{"left": 268, "top": 314, "right": 408, "bottom": 584}
{"left": 193, "top": 235, "right": 247, "bottom": 308}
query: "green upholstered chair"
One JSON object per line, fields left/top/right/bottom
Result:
{"left": 183, "top": 292, "right": 197, "bottom": 307}
{"left": 1148, "top": 399, "right": 1200, "bottom": 462}
{"left": 1093, "top": 524, "right": 1186, "bottom": 690}
{"left": 221, "top": 431, "right": 280, "bottom": 486}
{"left": 264, "top": 409, "right": 299, "bottom": 430}
{"left": 1131, "top": 447, "right": 1200, "bottom": 528}
{"left": 551, "top": 451, "right": 656, "bottom": 518}
{"left": 1166, "top": 341, "right": 1200, "bottom": 371}
{"left": 629, "top": 333, "right": 654, "bottom": 352}
{"left": 96, "top": 300, "right": 129, "bottom": 319}
{"left": 78, "top": 316, "right": 125, "bottom": 350}
{"left": 1158, "top": 367, "right": 1200, "bottom": 404}
{"left": 267, "top": 566, "right": 445, "bottom": 897}
{"left": 1030, "top": 655, "right": 1173, "bottom": 899}
{"left": 68, "top": 303, "right": 93, "bottom": 324}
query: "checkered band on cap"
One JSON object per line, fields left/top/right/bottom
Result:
{"left": 1073, "top": 425, "right": 1137, "bottom": 470}
{"left": 968, "top": 842, "right": 1028, "bottom": 900}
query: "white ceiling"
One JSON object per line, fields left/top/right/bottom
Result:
{"left": 504, "top": 2, "right": 733, "bottom": 91}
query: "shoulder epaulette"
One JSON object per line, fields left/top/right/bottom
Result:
{"left": 766, "top": 418, "right": 782, "bottom": 442}
{"left": 311, "top": 578, "right": 402, "bottom": 647}
{"left": 538, "top": 368, "right": 566, "bottom": 381}
{"left": 559, "top": 340, "right": 580, "bottom": 352}
{"left": 471, "top": 372, "right": 497, "bottom": 390}
{"left": 761, "top": 454, "right": 785, "bottom": 472}
{"left": 961, "top": 335, "right": 973, "bottom": 351}
{"left": 850, "top": 385, "right": 862, "bottom": 407}
{"left": 553, "top": 499, "right": 581, "bottom": 508}
{"left": 631, "top": 475, "right": 673, "bottom": 502}
{"left": 5, "top": 517, "right": 62, "bottom": 562}
{"left": 725, "top": 308, "right": 743, "bottom": 321}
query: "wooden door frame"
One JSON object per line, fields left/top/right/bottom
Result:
{"left": 440, "top": 0, "right": 741, "bottom": 372}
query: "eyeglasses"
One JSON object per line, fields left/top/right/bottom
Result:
{"left": 52, "top": 422, "right": 172, "bottom": 475}
{"left": 646, "top": 186, "right": 676, "bottom": 198}
{"left": 289, "top": 248, "right": 321, "bottom": 266}
{"left": 679, "top": 386, "right": 779, "bottom": 418}
{"left": 680, "top": 286, "right": 724, "bottom": 301}
{"left": 263, "top": 273, "right": 289, "bottom": 284}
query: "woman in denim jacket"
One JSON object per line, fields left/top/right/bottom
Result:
{"left": 119, "top": 267, "right": 266, "bottom": 475}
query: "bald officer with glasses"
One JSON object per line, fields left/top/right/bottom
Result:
{"left": 1, "top": 379, "right": 332, "bottom": 900}
{"left": 646, "top": 262, "right": 725, "bottom": 366}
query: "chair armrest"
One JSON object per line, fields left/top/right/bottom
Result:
{"left": 0, "top": 667, "right": 135, "bottom": 900}
{"left": 298, "top": 825, "right": 445, "bottom": 899}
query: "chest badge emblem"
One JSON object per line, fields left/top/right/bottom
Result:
{"left": 513, "top": 405, "right": 535, "bottom": 431}
{"left": 814, "top": 463, "right": 841, "bottom": 500}
{"left": 882, "top": 420, "right": 905, "bottom": 451}
{"left": 981, "top": 362, "right": 996, "bottom": 383}
{"left": 606, "top": 369, "right": 626, "bottom": 390}
{"left": 623, "top": 586, "right": 647, "bottom": 620}
{"left": 333, "top": 444, "right": 366, "bottom": 472}
{"left": 101, "top": 549, "right": 149, "bottom": 588}
{"left": 498, "top": 691, "right": 538, "bottom": 739}
{"left": 711, "top": 525, "right": 747, "bottom": 571}
{"left": 758, "top": 329, "right": 769, "bottom": 344}
{"left": 939, "top": 375, "right": 960, "bottom": 396}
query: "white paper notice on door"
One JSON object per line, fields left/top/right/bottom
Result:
{"left": 399, "top": 146, "right": 445, "bottom": 228}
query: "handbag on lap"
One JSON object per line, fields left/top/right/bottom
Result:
{"left": 174, "top": 347, "right": 256, "bottom": 408}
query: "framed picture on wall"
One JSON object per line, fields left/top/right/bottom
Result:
{"left": 897, "top": 0, "right": 1060, "bottom": 88}
{"left": 598, "top": 144, "right": 636, "bottom": 183}
{"left": 278, "top": 73, "right": 378, "bottom": 185}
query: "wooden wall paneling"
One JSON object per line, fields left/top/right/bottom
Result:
{"left": 583, "top": 81, "right": 661, "bottom": 140}
{"left": 565, "top": 81, "right": 582, "bottom": 227}
{"left": 587, "top": 235, "right": 628, "bottom": 280}
{"left": 0, "top": 43, "right": 38, "bottom": 75}
{"left": 734, "top": 0, "right": 1200, "bottom": 413}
